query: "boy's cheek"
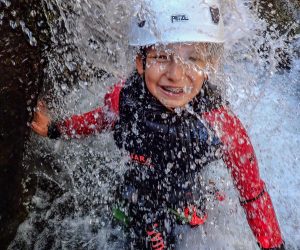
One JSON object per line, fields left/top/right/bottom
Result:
{"left": 158, "top": 64, "right": 168, "bottom": 72}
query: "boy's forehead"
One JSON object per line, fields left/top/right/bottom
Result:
{"left": 147, "top": 43, "right": 207, "bottom": 54}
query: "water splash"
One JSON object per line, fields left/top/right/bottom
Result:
{"left": 8, "top": 0, "right": 300, "bottom": 249}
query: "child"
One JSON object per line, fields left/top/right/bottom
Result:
{"left": 31, "top": 0, "right": 285, "bottom": 249}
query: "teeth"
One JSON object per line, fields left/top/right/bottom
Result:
{"left": 162, "top": 86, "right": 183, "bottom": 93}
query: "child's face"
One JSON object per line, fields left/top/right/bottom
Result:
{"left": 136, "top": 43, "right": 212, "bottom": 109}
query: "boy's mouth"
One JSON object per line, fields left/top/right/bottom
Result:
{"left": 160, "top": 86, "right": 184, "bottom": 94}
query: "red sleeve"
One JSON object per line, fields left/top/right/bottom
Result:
{"left": 57, "top": 82, "right": 123, "bottom": 138}
{"left": 202, "top": 106, "right": 284, "bottom": 249}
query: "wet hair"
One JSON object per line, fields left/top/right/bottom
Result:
{"left": 196, "top": 43, "right": 224, "bottom": 65}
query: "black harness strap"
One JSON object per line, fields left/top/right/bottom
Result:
{"left": 240, "top": 188, "right": 265, "bottom": 205}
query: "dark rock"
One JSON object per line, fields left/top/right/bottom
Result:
{"left": 251, "top": 0, "right": 300, "bottom": 70}
{"left": 0, "top": 0, "right": 50, "bottom": 248}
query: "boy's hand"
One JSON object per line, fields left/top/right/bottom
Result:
{"left": 31, "top": 101, "right": 51, "bottom": 137}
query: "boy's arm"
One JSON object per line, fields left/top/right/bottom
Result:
{"left": 48, "top": 83, "right": 123, "bottom": 139}
{"left": 52, "top": 84, "right": 122, "bottom": 138}
{"left": 202, "top": 106, "right": 284, "bottom": 250}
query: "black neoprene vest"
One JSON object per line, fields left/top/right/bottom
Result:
{"left": 114, "top": 72, "right": 225, "bottom": 208}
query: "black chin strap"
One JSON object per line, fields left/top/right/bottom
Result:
{"left": 141, "top": 47, "right": 147, "bottom": 77}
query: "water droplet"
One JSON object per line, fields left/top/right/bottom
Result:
{"left": 1, "top": 0, "right": 11, "bottom": 7}
{"left": 183, "top": 85, "right": 192, "bottom": 94}
{"left": 61, "top": 84, "right": 68, "bottom": 91}
{"left": 238, "top": 138, "right": 245, "bottom": 144}
{"left": 9, "top": 20, "right": 17, "bottom": 29}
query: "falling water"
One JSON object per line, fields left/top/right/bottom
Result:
{"left": 5, "top": 0, "right": 299, "bottom": 249}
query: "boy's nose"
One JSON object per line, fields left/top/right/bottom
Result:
{"left": 166, "top": 59, "right": 185, "bottom": 82}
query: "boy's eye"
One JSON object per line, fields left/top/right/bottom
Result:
{"left": 150, "top": 54, "right": 169, "bottom": 62}
{"left": 188, "top": 57, "right": 201, "bottom": 62}
{"left": 158, "top": 55, "right": 168, "bottom": 60}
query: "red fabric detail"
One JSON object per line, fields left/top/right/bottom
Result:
{"left": 147, "top": 223, "right": 165, "bottom": 250}
{"left": 242, "top": 191, "right": 283, "bottom": 249}
{"left": 184, "top": 207, "right": 190, "bottom": 218}
{"left": 130, "top": 153, "right": 153, "bottom": 167}
{"left": 184, "top": 206, "right": 208, "bottom": 226}
{"left": 202, "top": 106, "right": 283, "bottom": 248}
{"left": 215, "top": 191, "right": 225, "bottom": 202}
{"left": 57, "top": 82, "right": 123, "bottom": 138}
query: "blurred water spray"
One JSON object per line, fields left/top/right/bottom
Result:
{"left": 5, "top": 0, "right": 300, "bottom": 249}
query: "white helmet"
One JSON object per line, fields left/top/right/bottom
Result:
{"left": 129, "top": 0, "right": 224, "bottom": 46}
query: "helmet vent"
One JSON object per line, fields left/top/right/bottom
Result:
{"left": 138, "top": 20, "right": 146, "bottom": 28}
{"left": 209, "top": 6, "right": 220, "bottom": 24}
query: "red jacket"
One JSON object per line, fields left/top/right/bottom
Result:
{"left": 56, "top": 83, "right": 283, "bottom": 249}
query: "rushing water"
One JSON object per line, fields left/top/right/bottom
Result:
{"left": 7, "top": 0, "right": 300, "bottom": 249}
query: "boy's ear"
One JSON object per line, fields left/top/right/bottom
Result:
{"left": 204, "top": 73, "right": 208, "bottom": 81}
{"left": 135, "top": 55, "right": 144, "bottom": 75}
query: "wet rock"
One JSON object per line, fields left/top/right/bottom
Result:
{"left": 251, "top": 0, "right": 300, "bottom": 70}
{"left": 0, "top": 0, "right": 50, "bottom": 248}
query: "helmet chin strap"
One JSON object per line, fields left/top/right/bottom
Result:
{"left": 140, "top": 47, "right": 147, "bottom": 81}
{"left": 136, "top": 47, "right": 147, "bottom": 93}
{"left": 141, "top": 48, "right": 147, "bottom": 71}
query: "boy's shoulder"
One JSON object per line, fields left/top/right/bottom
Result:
{"left": 197, "top": 81, "right": 228, "bottom": 113}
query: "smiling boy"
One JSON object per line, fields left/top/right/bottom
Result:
{"left": 137, "top": 44, "right": 212, "bottom": 109}
{"left": 31, "top": 0, "right": 285, "bottom": 249}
